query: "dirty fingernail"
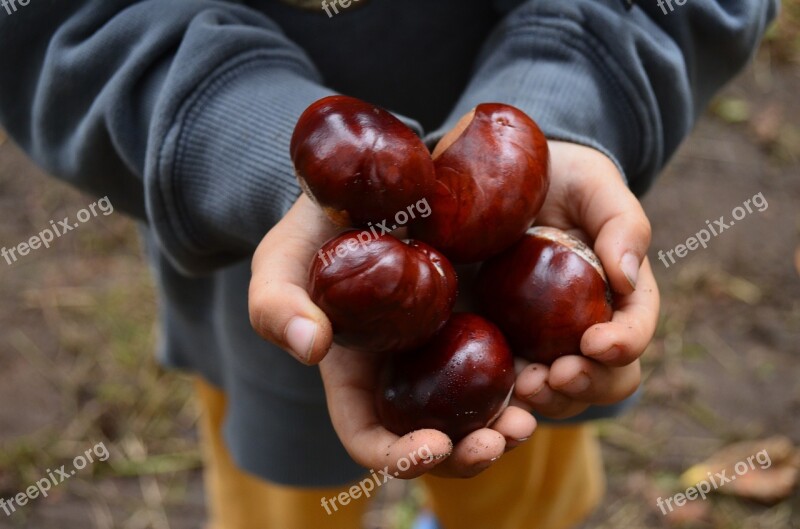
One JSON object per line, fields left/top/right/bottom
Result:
{"left": 470, "top": 459, "right": 494, "bottom": 473}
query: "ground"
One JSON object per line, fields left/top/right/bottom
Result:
{"left": 0, "top": 7, "right": 799, "bottom": 529}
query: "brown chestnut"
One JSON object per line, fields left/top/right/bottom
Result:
{"left": 309, "top": 230, "right": 457, "bottom": 354}
{"left": 291, "top": 95, "right": 436, "bottom": 227}
{"left": 475, "top": 227, "right": 613, "bottom": 365}
{"left": 408, "top": 103, "right": 550, "bottom": 263}
{"left": 375, "top": 313, "right": 515, "bottom": 441}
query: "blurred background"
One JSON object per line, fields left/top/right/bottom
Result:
{"left": 1, "top": 3, "right": 799, "bottom": 529}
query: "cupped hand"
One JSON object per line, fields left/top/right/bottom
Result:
{"left": 511, "top": 141, "right": 660, "bottom": 419}
{"left": 249, "top": 194, "right": 536, "bottom": 479}
{"left": 433, "top": 113, "right": 659, "bottom": 420}
{"left": 248, "top": 111, "right": 658, "bottom": 478}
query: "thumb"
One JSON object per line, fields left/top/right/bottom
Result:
{"left": 249, "top": 195, "right": 340, "bottom": 365}
{"left": 551, "top": 142, "right": 651, "bottom": 295}
{"left": 589, "top": 181, "right": 652, "bottom": 296}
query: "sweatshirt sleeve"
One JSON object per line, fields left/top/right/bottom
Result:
{"left": 429, "top": 0, "right": 779, "bottom": 195}
{"left": 0, "top": 2, "right": 419, "bottom": 275}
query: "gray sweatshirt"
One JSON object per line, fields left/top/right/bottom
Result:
{"left": 0, "top": 0, "right": 777, "bottom": 486}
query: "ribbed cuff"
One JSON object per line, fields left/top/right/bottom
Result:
{"left": 148, "top": 53, "right": 333, "bottom": 276}
{"left": 148, "top": 51, "right": 425, "bottom": 276}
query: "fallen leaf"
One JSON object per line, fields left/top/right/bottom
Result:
{"left": 712, "top": 96, "right": 751, "bottom": 124}
{"left": 795, "top": 246, "right": 800, "bottom": 278}
{"left": 680, "top": 436, "right": 799, "bottom": 504}
{"left": 709, "top": 272, "right": 763, "bottom": 304}
{"left": 722, "top": 464, "right": 799, "bottom": 503}
{"left": 751, "top": 103, "right": 783, "bottom": 146}
{"left": 723, "top": 276, "right": 763, "bottom": 304}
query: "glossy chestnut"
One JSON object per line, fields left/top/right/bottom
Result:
{"left": 309, "top": 230, "right": 457, "bottom": 354}
{"left": 408, "top": 103, "right": 550, "bottom": 263}
{"left": 475, "top": 227, "right": 613, "bottom": 365}
{"left": 375, "top": 313, "right": 515, "bottom": 441}
{"left": 291, "top": 95, "right": 436, "bottom": 227}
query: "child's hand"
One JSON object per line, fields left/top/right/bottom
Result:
{"left": 434, "top": 109, "right": 658, "bottom": 419}
{"left": 318, "top": 344, "right": 537, "bottom": 478}
{"left": 431, "top": 115, "right": 659, "bottom": 420}
{"left": 249, "top": 195, "right": 536, "bottom": 478}
{"left": 249, "top": 194, "right": 339, "bottom": 366}
{"left": 248, "top": 134, "right": 657, "bottom": 477}
{"left": 511, "top": 141, "right": 660, "bottom": 419}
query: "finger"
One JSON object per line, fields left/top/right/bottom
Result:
{"left": 548, "top": 355, "right": 642, "bottom": 405}
{"left": 581, "top": 257, "right": 660, "bottom": 366}
{"left": 490, "top": 406, "right": 537, "bottom": 450}
{"left": 508, "top": 358, "right": 534, "bottom": 412}
{"left": 514, "top": 363, "right": 589, "bottom": 419}
{"left": 319, "top": 347, "right": 453, "bottom": 478}
{"left": 548, "top": 142, "right": 652, "bottom": 296}
{"left": 583, "top": 183, "right": 651, "bottom": 296}
{"left": 248, "top": 195, "right": 340, "bottom": 364}
{"left": 429, "top": 428, "right": 507, "bottom": 478}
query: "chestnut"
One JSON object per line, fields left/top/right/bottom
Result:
{"left": 408, "top": 103, "right": 550, "bottom": 263}
{"left": 309, "top": 230, "right": 457, "bottom": 354}
{"left": 475, "top": 227, "right": 613, "bottom": 365}
{"left": 375, "top": 313, "right": 515, "bottom": 441}
{"left": 291, "top": 95, "right": 436, "bottom": 227}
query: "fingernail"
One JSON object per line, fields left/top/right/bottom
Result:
{"left": 521, "top": 384, "right": 546, "bottom": 402}
{"left": 470, "top": 459, "right": 494, "bottom": 472}
{"left": 590, "top": 345, "right": 619, "bottom": 362}
{"left": 285, "top": 317, "right": 317, "bottom": 364}
{"left": 620, "top": 252, "right": 639, "bottom": 290}
{"left": 565, "top": 373, "right": 590, "bottom": 393}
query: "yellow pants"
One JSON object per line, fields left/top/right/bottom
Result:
{"left": 196, "top": 378, "right": 604, "bottom": 529}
